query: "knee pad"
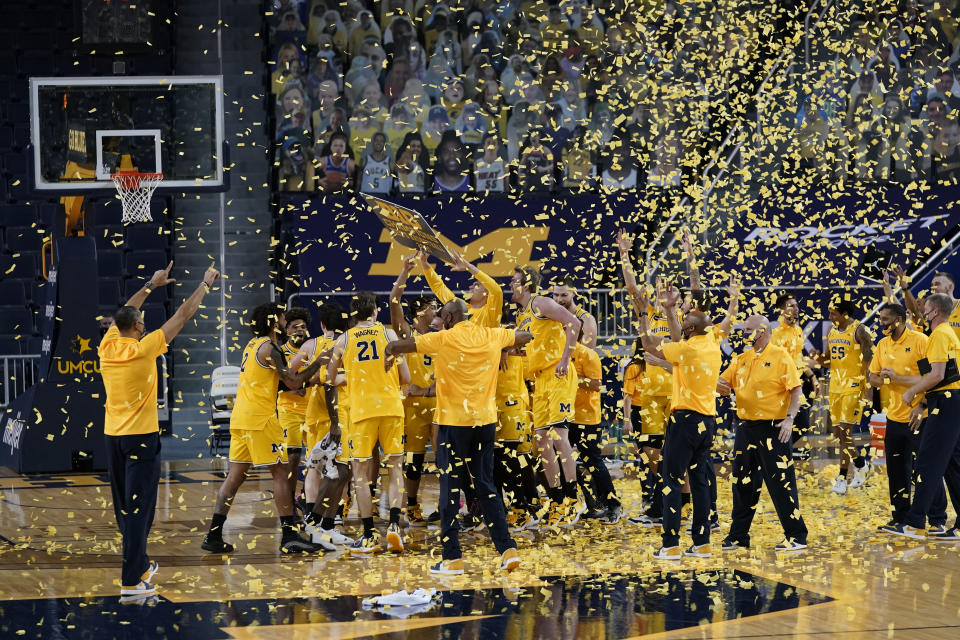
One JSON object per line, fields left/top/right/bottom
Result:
{"left": 404, "top": 452, "right": 425, "bottom": 482}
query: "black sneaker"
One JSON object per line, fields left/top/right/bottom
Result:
{"left": 721, "top": 538, "right": 749, "bottom": 551}
{"left": 427, "top": 510, "right": 441, "bottom": 523}
{"left": 581, "top": 507, "right": 605, "bottom": 520}
{"left": 877, "top": 519, "right": 899, "bottom": 531}
{"left": 201, "top": 535, "right": 234, "bottom": 553}
{"left": 281, "top": 533, "right": 332, "bottom": 554}
{"left": 295, "top": 495, "right": 308, "bottom": 515}
{"left": 600, "top": 504, "right": 623, "bottom": 525}
{"left": 459, "top": 512, "right": 483, "bottom": 532}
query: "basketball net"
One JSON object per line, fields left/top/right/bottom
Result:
{"left": 111, "top": 171, "right": 163, "bottom": 224}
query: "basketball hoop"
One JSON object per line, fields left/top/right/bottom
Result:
{"left": 111, "top": 171, "right": 163, "bottom": 224}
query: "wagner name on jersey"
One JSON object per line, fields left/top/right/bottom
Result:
{"left": 342, "top": 322, "right": 404, "bottom": 421}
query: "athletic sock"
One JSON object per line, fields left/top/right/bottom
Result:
{"left": 279, "top": 515, "right": 300, "bottom": 541}
{"left": 563, "top": 479, "right": 578, "bottom": 500}
{"left": 681, "top": 493, "right": 691, "bottom": 506}
{"left": 362, "top": 516, "right": 375, "bottom": 536}
{"left": 320, "top": 516, "right": 336, "bottom": 531}
{"left": 389, "top": 507, "right": 401, "bottom": 525}
{"left": 305, "top": 502, "right": 315, "bottom": 515}
{"left": 208, "top": 513, "right": 227, "bottom": 538}
{"left": 839, "top": 465, "right": 849, "bottom": 477}
{"left": 853, "top": 456, "right": 865, "bottom": 469}
{"left": 547, "top": 485, "right": 563, "bottom": 503}
{"left": 336, "top": 504, "right": 344, "bottom": 518}
{"left": 407, "top": 496, "right": 418, "bottom": 507}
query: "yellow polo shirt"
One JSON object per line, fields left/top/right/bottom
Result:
{"left": 721, "top": 344, "right": 802, "bottom": 421}
{"left": 926, "top": 323, "right": 960, "bottom": 392}
{"left": 98, "top": 326, "right": 167, "bottom": 436}
{"left": 869, "top": 329, "right": 928, "bottom": 422}
{"left": 661, "top": 334, "right": 722, "bottom": 416}
{"left": 415, "top": 323, "right": 516, "bottom": 426}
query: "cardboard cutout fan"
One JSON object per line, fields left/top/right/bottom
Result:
{"left": 363, "top": 195, "right": 456, "bottom": 265}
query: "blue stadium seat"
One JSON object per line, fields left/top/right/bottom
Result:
{"left": 141, "top": 303, "right": 168, "bottom": 326}
{"left": 0, "top": 306, "right": 33, "bottom": 335}
{"left": 30, "top": 280, "right": 49, "bottom": 306}
{"left": 0, "top": 253, "right": 36, "bottom": 280}
{"left": 26, "top": 336, "right": 42, "bottom": 355}
{"left": 123, "top": 278, "right": 168, "bottom": 304}
{"left": 0, "top": 279, "right": 27, "bottom": 306}
{"left": 0, "top": 335, "right": 21, "bottom": 355}
{"left": 4, "top": 227, "right": 43, "bottom": 254}
{"left": 38, "top": 203, "right": 59, "bottom": 229}
{"left": 0, "top": 126, "right": 13, "bottom": 151}
{"left": 92, "top": 199, "right": 124, "bottom": 226}
{"left": 125, "top": 225, "right": 170, "bottom": 252}
{"left": 94, "top": 226, "right": 125, "bottom": 252}
{"left": 2, "top": 204, "right": 37, "bottom": 227}
{"left": 125, "top": 251, "right": 168, "bottom": 278}
{"left": 97, "top": 250, "right": 123, "bottom": 279}
{"left": 98, "top": 280, "right": 121, "bottom": 309}
{"left": 2, "top": 152, "right": 28, "bottom": 179}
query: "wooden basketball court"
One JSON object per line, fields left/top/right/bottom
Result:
{"left": 1, "top": 452, "right": 957, "bottom": 639}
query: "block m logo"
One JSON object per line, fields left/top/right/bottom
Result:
{"left": 369, "top": 227, "right": 549, "bottom": 277}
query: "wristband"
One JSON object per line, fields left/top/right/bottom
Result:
{"left": 639, "top": 312, "right": 648, "bottom": 316}
{"left": 202, "top": 282, "right": 211, "bottom": 291}
{"left": 143, "top": 282, "right": 154, "bottom": 293}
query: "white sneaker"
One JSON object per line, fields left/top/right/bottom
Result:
{"left": 830, "top": 476, "right": 848, "bottom": 495}
{"left": 120, "top": 581, "right": 156, "bottom": 597}
{"left": 849, "top": 465, "right": 870, "bottom": 489}
{"left": 312, "top": 528, "right": 353, "bottom": 547}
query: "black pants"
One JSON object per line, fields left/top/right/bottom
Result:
{"left": 905, "top": 391, "right": 960, "bottom": 529}
{"left": 437, "top": 424, "right": 516, "bottom": 560}
{"left": 885, "top": 420, "right": 947, "bottom": 526}
{"left": 570, "top": 423, "right": 620, "bottom": 509}
{"left": 727, "top": 420, "right": 807, "bottom": 545}
{"left": 106, "top": 432, "right": 161, "bottom": 587}
{"left": 661, "top": 410, "right": 713, "bottom": 547}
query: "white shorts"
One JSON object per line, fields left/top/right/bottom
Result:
{"left": 304, "top": 434, "right": 344, "bottom": 479}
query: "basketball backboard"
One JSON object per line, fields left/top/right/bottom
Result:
{"left": 30, "top": 76, "right": 225, "bottom": 191}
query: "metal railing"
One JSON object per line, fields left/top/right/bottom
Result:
{"left": 804, "top": 0, "right": 835, "bottom": 67}
{"left": 290, "top": 288, "right": 643, "bottom": 341}
{"left": 0, "top": 355, "right": 41, "bottom": 409}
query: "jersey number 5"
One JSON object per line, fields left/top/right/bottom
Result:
{"left": 357, "top": 340, "right": 380, "bottom": 362}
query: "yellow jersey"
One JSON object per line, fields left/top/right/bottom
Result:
{"left": 947, "top": 299, "right": 960, "bottom": 342}
{"left": 926, "top": 323, "right": 960, "bottom": 392}
{"left": 623, "top": 362, "right": 644, "bottom": 403}
{"left": 644, "top": 305, "right": 675, "bottom": 397}
{"left": 423, "top": 265, "right": 503, "bottom": 328}
{"left": 342, "top": 322, "right": 404, "bottom": 421}
{"left": 304, "top": 335, "right": 335, "bottom": 427}
{"left": 572, "top": 343, "right": 602, "bottom": 425}
{"left": 662, "top": 334, "right": 722, "bottom": 416}
{"left": 869, "top": 329, "right": 928, "bottom": 422}
{"left": 827, "top": 320, "right": 870, "bottom": 395}
{"left": 98, "top": 326, "right": 168, "bottom": 436}
{"left": 496, "top": 352, "right": 528, "bottom": 408}
{"left": 771, "top": 320, "right": 805, "bottom": 370}
{"left": 720, "top": 345, "right": 801, "bottom": 421}
{"left": 414, "top": 323, "right": 516, "bottom": 426}
{"left": 516, "top": 296, "right": 568, "bottom": 375}
{"left": 232, "top": 337, "right": 280, "bottom": 431}
{"left": 277, "top": 342, "right": 311, "bottom": 416}
{"left": 405, "top": 329, "right": 435, "bottom": 389}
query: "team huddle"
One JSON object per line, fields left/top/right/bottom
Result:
{"left": 194, "top": 232, "right": 960, "bottom": 571}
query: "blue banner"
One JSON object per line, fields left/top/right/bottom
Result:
{"left": 284, "top": 184, "right": 960, "bottom": 304}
